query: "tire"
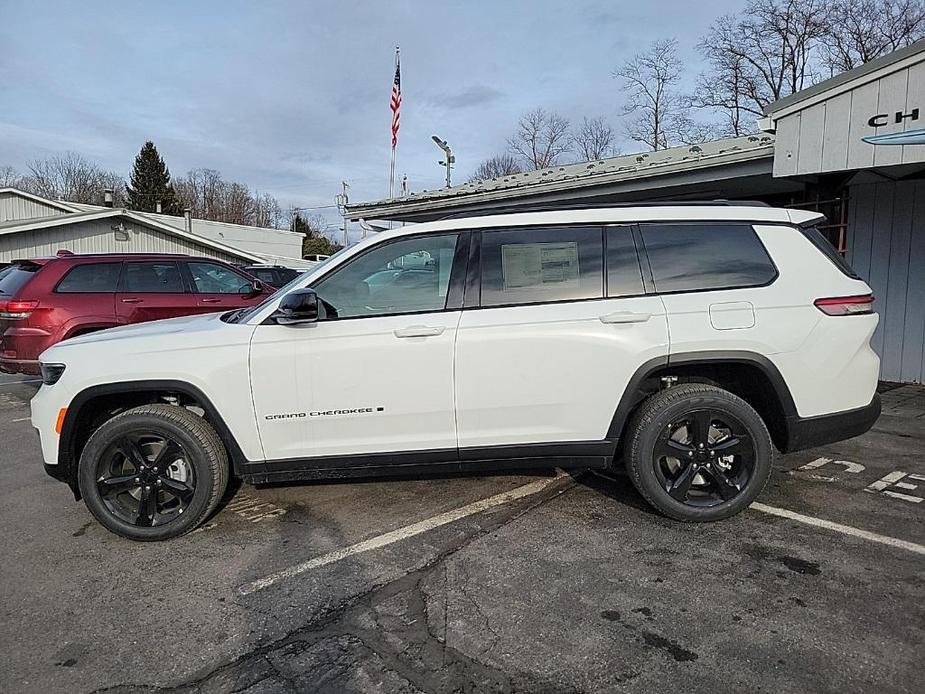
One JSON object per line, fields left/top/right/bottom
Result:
{"left": 625, "top": 383, "right": 772, "bottom": 522}
{"left": 78, "top": 404, "right": 229, "bottom": 541}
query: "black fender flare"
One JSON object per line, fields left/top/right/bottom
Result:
{"left": 606, "top": 350, "right": 798, "bottom": 446}
{"left": 55, "top": 380, "right": 246, "bottom": 499}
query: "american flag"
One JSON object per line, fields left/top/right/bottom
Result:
{"left": 390, "top": 51, "right": 401, "bottom": 150}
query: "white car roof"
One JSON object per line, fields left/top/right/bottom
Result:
{"left": 361, "top": 205, "right": 823, "bottom": 245}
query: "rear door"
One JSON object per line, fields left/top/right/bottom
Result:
{"left": 185, "top": 260, "right": 263, "bottom": 312}
{"left": 454, "top": 225, "right": 669, "bottom": 451}
{"left": 638, "top": 222, "right": 784, "bottom": 352}
{"left": 116, "top": 260, "right": 196, "bottom": 324}
{"left": 51, "top": 261, "right": 121, "bottom": 336}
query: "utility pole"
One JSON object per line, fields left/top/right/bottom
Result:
{"left": 334, "top": 181, "right": 350, "bottom": 247}
{"left": 431, "top": 135, "right": 455, "bottom": 188}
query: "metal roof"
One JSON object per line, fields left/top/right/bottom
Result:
{"left": 763, "top": 38, "right": 925, "bottom": 117}
{"left": 0, "top": 187, "right": 81, "bottom": 213}
{"left": 347, "top": 134, "right": 775, "bottom": 220}
{"left": 0, "top": 208, "right": 265, "bottom": 262}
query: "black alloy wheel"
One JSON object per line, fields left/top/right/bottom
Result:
{"left": 653, "top": 409, "right": 755, "bottom": 507}
{"left": 78, "top": 404, "right": 228, "bottom": 541}
{"left": 95, "top": 433, "right": 196, "bottom": 527}
{"left": 625, "top": 383, "right": 773, "bottom": 522}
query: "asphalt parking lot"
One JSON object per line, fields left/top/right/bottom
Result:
{"left": 0, "top": 374, "right": 922, "bottom": 694}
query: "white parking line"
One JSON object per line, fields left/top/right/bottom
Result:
{"left": 11, "top": 416, "right": 31, "bottom": 423}
{"left": 751, "top": 502, "right": 925, "bottom": 556}
{"left": 238, "top": 474, "right": 567, "bottom": 595}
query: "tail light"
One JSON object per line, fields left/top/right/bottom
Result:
{"left": 0, "top": 299, "right": 39, "bottom": 319}
{"left": 814, "top": 294, "right": 874, "bottom": 316}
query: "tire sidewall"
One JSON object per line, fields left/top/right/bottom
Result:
{"left": 631, "top": 391, "right": 773, "bottom": 521}
{"left": 78, "top": 412, "right": 218, "bottom": 540}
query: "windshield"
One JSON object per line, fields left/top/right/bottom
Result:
{"left": 224, "top": 247, "right": 351, "bottom": 324}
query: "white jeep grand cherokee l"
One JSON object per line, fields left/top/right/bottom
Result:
{"left": 31, "top": 204, "right": 881, "bottom": 540}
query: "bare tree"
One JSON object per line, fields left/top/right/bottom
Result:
{"left": 824, "top": 0, "right": 925, "bottom": 72}
{"left": 691, "top": 51, "right": 754, "bottom": 136}
{"left": 614, "top": 39, "right": 690, "bottom": 151}
{"left": 574, "top": 116, "right": 618, "bottom": 161}
{"left": 507, "top": 108, "right": 573, "bottom": 169}
{"left": 174, "top": 168, "right": 284, "bottom": 228}
{"left": 468, "top": 153, "right": 524, "bottom": 181}
{"left": 695, "top": 0, "right": 830, "bottom": 130}
{"left": 0, "top": 165, "right": 23, "bottom": 188}
{"left": 19, "top": 153, "right": 126, "bottom": 206}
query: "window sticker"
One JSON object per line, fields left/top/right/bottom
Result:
{"left": 501, "top": 242, "right": 580, "bottom": 290}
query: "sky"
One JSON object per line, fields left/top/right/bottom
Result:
{"left": 0, "top": 0, "right": 744, "bottom": 234}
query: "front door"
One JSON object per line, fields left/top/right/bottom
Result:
{"left": 185, "top": 260, "right": 262, "bottom": 312}
{"left": 249, "top": 232, "right": 467, "bottom": 462}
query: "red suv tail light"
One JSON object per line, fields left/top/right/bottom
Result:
{"left": 0, "top": 299, "right": 39, "bottom": 319}
{"left": 814, "top": 294, "right": 874, "bottom": 316}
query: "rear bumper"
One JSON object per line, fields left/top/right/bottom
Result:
{"left": 783, "top": 394, "right": 881, "bottom": 453}
{"left": 0, "top": 357, "right": 40, "bottom": 375}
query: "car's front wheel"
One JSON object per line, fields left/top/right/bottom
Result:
{"left": 78, "top": 404, "right": 228, "bottom": 541}
{"left": 624, "top": 383, "right": 772, "bottom": 521}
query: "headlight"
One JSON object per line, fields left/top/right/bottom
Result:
{"left": 40, "top": 363, "right": 66, "bottom": 386}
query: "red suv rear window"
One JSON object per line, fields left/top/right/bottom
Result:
{"left": 0, "top": 263, "right": 40, "bottom": 297}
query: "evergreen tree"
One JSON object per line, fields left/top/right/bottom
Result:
{"left": 126, "top": 141, "right": 181, "bottom": 215}
{"left": 293, "top": 214, "right": 343, "bottom": 257}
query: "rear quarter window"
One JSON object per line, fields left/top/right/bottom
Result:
{"left": 800, "top": 225, "right": 860, "bottom": 279}
{"left": 0, "top": 263, "right": 40, "bottom": 296}
{"left": 55, "top": 263, "right": 122, "bottom": 293}
{"left": 641, "top": 223, "right": 777, "bottom": 293}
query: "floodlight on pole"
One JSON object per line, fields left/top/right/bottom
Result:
{"left": 431, "top": 135, "right": 455, "bottom": 188}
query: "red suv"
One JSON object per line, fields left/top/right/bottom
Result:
{"left": 0, "top": 252, "right": 271, "bottom": 375}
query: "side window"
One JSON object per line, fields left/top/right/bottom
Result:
{"left": 248, "top": 268, "right": 278, "bottom": 285}
{"left": 641, "top": 224, "right": 776, "bottom": 293}
{"left": 276, "top": 268, "right": 301, "bottom": 285}
{"left": 480, "top": 226, "right": 603, "bottom": 307}
{"left": 188, "top": 262, "right": 251, "bottom": 294}
{"left": 312, "top": 234, "right": 460, "bottom": 319}
{"left": 55, "top": 263, "right": 121, "bottom": 293}
{"left": 605, "top": 227, "right": 645, "bottom": 297}
{"left": 123, "top": 262, "right": 184, "bottom": 293}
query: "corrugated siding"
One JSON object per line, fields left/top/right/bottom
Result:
{"left": 0, "top": 218, "right": 246, "bottom": 263}
{"left": 773, "top": 58, "right": 925, "bottom": 177}
{"left": 0, "top": 192, "right": 69, "bottom": 223}
{"left": 847, "top": 179, "right": 925, "bottom": 383}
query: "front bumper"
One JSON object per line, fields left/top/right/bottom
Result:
{"left": 783, "top": 394, "right": 881, "bottom": 452}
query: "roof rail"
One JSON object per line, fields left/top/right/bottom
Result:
{"left": 436, "top": 199, "right": 770, "bottom": 221}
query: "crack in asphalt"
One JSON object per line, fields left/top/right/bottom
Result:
{"left": 91, "top": 475, "right": 578, "bottom": 694}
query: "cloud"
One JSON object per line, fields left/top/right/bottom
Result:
{"left": 425, "top": 85, "right": 505, "bottom": 109}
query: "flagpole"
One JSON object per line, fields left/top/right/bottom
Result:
{"left": 389, "top": 148, "right": 396, "bottom": 199}
{"left": 388, "top": 46, "right": 399, "bottom": 200}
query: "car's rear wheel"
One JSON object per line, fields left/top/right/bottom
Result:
{"left": 624, "top": 383, "right": 772, "bottom": 521}
{"left": 78, "top": 404, "right": 228, "bottom": 541}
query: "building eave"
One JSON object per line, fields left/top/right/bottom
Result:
{"left": 0, "top": 187, "right": 82, "bottom": 213}
{"left": 348, "top": 136, "right": 775, "bottom": 221}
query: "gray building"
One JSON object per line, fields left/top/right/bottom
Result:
{"left": 0, "top": 187, "right": 312, "bottom": 268}
{"left": 348, "top": 40, "right": 925, "bottom": 384}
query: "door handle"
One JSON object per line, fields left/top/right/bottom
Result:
{"left": 120, "top": 298, "right": 142, "bottom": 304}
{"left": 393, "top": 325, "right": 446, "bottom": 338}
{"left": 599, "top": 311, "right": 651, "bottom": 324}
{"left": 201, "top": 298, "right": 221, "bottom": 304}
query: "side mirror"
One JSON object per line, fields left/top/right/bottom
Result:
{"left": 242, "top": 280, "right": 265, "bottom": 299}
{"left": 273, "top": 288, "right": 318, "bottom": 325}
